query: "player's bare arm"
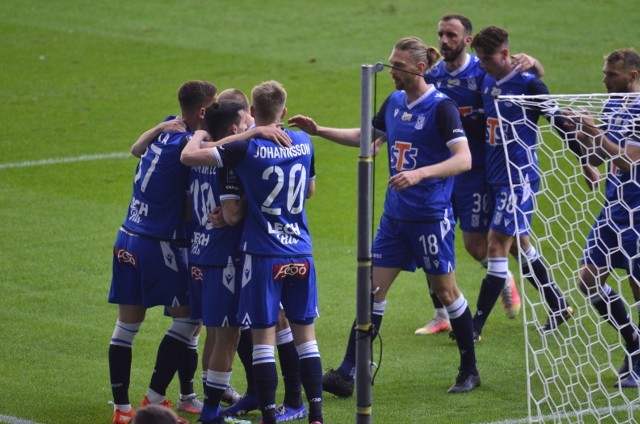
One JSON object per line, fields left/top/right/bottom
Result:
{"left": 180, "top": 129, "right": 218, "bottom": 167}
{"left": 131, "top": 117, "right": 186, "bottom": 158}
{"left": 288, "top": 114, "right": 361, "bottom": 147}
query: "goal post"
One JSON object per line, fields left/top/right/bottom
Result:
{"left": 494, "top": 93, "right": 640, "bottom": 423}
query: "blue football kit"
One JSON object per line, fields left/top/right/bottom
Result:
{"left": 109, "top": 117, "right": 191, "bottom": 308}
{"left": 212, "top": 129, "right": 317, "bottom": 328}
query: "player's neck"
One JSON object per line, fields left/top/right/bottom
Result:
{"left": 444, "top": 52, "right": 468, "bottom": 72}
{"left": 406, "top": 80, "right": 430, "bottom": 103}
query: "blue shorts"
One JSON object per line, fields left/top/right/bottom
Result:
{"left": 583, "top": 216, "right": 640, "bottom": 280}
{"left": 190, "top": 262, "right": 243, "bottom": 327}
{"left": 453, "top": 167, "right": 490, "bottom": 233}
{"left": 238, "top": 254, "right": 318, "bottom": 329}
{"left": 488, "top": 180, "right": 539, "bottom": 237}
{"left": 108, "top": 228, "right": 190, "bottom": 308}
{"left": 372, "top": 214, "right": 456, "bottom": 275}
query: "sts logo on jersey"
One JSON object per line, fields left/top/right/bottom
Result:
{"left": 390, "top": 141, "right": 418, "bottom": 171}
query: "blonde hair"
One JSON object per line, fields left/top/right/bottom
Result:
{"left": 395, "top": 36, "right": 442, "bottom": 70}
{"left": 251, "top": 80, "right": 287, "bottom": 123}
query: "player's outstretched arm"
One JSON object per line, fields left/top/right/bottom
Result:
{"left": 131, "top": 118, "right": 186, "bottom": 158}
{"left": 180, "top": 130, "right": 218, "bottom": 167}
{"left": 288, "top": 115, "right": 361, "bottom": 147}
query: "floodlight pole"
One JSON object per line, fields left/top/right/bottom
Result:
{"left": 355, "top": 62, "right": 383, "bottom": 424}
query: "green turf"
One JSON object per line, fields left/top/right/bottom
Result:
{"left": 1, "top": 1, "right": 638, "bottom": 423}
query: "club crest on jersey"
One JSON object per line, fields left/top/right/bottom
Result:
{"left": 467, "top": 78, "right": 477, "bottom": 91}
{"left": 115, "top": 248, "right": 137, "bottom": 267}
{"left": 273, "top": 262, "right": 309, "bottom": 280}
{"left": 415, "top": 115, "right": 425, "bottom": 130}
{"left": 401, "top": 111, "right": 412, "bottom": 122}
{"left": 191, "top": 266, "right": 204, "bottom": 282}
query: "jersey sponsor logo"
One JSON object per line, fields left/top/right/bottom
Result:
{"left": 268, "top": 221, "right": 301, "bottom": 245}
{"left": 191, "top": 231, "right": 210, "bottom": 255}
{"left": 273, "top": 261, "right": 309, "bottom": 280}
{"left": 128, "top": 196, "right": 149, "bottom": 224}
{"left": 390, "top": 141, "right": 418, "bottom": 171}
{"left": 191, "top": 265, "right": 204, "bottom": 282}
{"left": 447, "top": 79, "right": 460, "bottom": 88}
{"left": 115, "top": 248, "right": 137, "bottom": 267}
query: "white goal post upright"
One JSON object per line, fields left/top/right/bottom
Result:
{"left": 494, "top": 93, "right": 640, "bottom": 423}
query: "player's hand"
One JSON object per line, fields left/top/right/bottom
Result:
{"left": 288, "top": 115, "right": 319, "bottom": 136}
{"left": 250, "top": 126, "right": 292, "bottom": 147}
{"left": 373, "top": 136, "right": 386, "bottom": 156}
{"left": 207, "top": 206, "right": 227, "bottom": 228}
{"left": 563, "top": 109, "right": 599, "bottom": 146}
{"left": 582, "top": 164, "right": 601, "bottom": 191}
{"left": 388, "top": 169, "right": 423, "bottom": 191}
{"left": 158, "top": 117, "right": 187, "bottom": 133}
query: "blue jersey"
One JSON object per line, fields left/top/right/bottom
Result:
{"left": 188, "top": 165, "right": 243, "bottom": 267}
{"left": 600, "top": 97, "right": 640, "bottom": 227}
{"left": 372, "top": 87, "right": 467, "bottom": 221}
{"left": 213, "top": 129, "right": 315, "bottom": 256}
{"left": 426, "top": 54, "right": 486, "bottom": 169}
{"left": 122, "top": 117, "right": 190, "bottom": 241}
{"left": 481, "top": 69, "right": 552, "bottom": 185}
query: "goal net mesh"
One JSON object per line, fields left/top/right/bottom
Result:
{"left": 494, "top": 93, "right": 640, "bottom": 423}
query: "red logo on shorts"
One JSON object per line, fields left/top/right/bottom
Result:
{"left": 115, "top": 248, "right": 137, "bottom": 267}
{"left": 273, "top": 262, "right": 309, "bottom": 280}
{"left": 191, "top": 266, "right": 204, "bottom": 282}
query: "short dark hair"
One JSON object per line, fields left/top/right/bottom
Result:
{"left": 132, "top": 404, "right": 178, "bottom": 424}
{"left": 440, "top": 14, "right": 472, "bottom": 35}
{"left": 471, "top": 26, "right": 509, "bottom": 54}
{"left": 177, "top": 80, "right": 218, "bottom": 116}
{"left": 204, "top": 100, "right": 244, "bottom": 141}
{"left": 605, "top": 48, "right": 640, "bottom": 72}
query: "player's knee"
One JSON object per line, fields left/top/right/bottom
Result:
{"left": 110, "top": 320, "right": 142, "bottom": 348}
{"left": 167, "top": 318, "right": 200, "bottom": 344}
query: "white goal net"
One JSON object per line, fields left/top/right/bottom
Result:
{"left": 494, "top": 93, "right": 640, "bottom": 423}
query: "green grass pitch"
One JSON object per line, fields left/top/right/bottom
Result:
{"left": 1, "top": 1, "right": 638, "bottom": 423}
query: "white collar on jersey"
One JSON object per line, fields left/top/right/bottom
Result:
{"left": 446, "top": 53, "right": 472, "bottom": 77}
{"left": 406, "top": 85, "right": 436, "bottom": 109}
{"left": 495, "top": 64, "right": 523, "bottom": 86}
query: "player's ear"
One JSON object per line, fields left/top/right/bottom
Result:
{"left": 250, "top": 105, "right": 256, "bottom": 118}
{"left": 629, "top": 70, "right": 638, "bottom": 84}
{"left": 198, "top": 107, "right": 206, "bottom": 120}
{"left": 280, "top": 106, "right": 287, "bottom": 120}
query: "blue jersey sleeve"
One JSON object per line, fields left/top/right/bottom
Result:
{"left": 215, "top": 140, "right": 250, "bottom": 168}
{"left": 372, "top": 95, "right": 391, "bottom": 133}
{"left": 435, "top": 99, "right": 467, "bottom": 144}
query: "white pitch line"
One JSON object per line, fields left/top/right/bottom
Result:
{"left": 479, "top": 403, "right": 640, "bottom": 424}
{"left": 0, "top": 152, "right": 131, "bottom": 170}
{"left": 0, "top": 415, "right": 44, "bottom": 424}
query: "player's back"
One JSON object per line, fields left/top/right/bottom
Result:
{"left": 124, "top": 129, "right": 191, "bottom": 240}
{"left": 232, "top": 129, "right": 314, "bottom": 257}
{"left": 188, "top": 165, "right": 243, "bottom": 266}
